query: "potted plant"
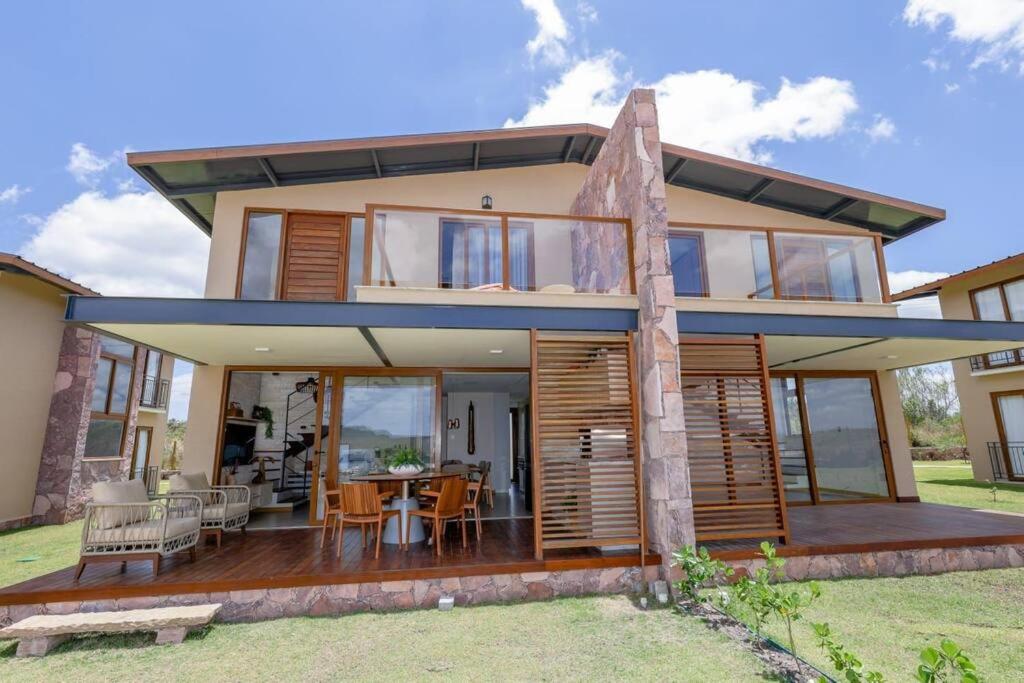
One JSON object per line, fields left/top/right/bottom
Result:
{"left": 387, "top": 446, "right": 424, "bottom": 475}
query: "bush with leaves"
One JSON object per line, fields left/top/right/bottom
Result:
{"left": 813, "top": 622, "right": 885, "bottom": 682}
{"left": 670, "top": 545, "right": 733, "bottom": 603}
{"left": 916, "top": 639, "right": 979, "bottom": 683}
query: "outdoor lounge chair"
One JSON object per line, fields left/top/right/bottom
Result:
{"left": 166, "top": 472, "right": 251, "bottom": 547}
{"left": 76, "top": 479, "right": 202, "bottom": 580}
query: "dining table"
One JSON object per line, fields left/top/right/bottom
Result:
{"left": 350, "top": 470, "right": 461, "bottom": 545}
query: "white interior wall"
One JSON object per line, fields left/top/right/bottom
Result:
{"left": 444, "top": 392, "right": 511, "bottom": 493}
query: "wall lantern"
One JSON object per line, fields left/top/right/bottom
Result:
{"left": 481, "top": 194, "right": 493, "bottom": 210}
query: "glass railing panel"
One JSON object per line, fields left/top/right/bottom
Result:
{"left": 669, "top": 227, "right": 773, "bottom": 299}
{"left": 518, "top": 217, "right": 631, "bottom": 294}
{"left": 773, "top": 231, "right": 883, "bottom": 303}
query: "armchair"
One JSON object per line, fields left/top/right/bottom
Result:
{"left": 166, "top": 472, "right": 251, "bottom": 547}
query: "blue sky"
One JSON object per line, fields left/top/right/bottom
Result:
{"left": 1, "top": 1, "right": 1022, "bottom": 417}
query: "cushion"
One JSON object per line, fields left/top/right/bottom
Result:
{"left": 169, "top": 472, "right": 211, "bottom": 492}
{"left": 91, "top": 479, "right": 151, "bottom": 530}
{"left": 87, "top": 516, "right": 199, "bottom": 544}
{"left": 540, "top": 284, "right": 576, "bottom": 294}
{"left": 202, "top": 502, "right": 250, "bottom": 523}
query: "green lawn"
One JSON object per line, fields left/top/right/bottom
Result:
{"left": 0, "top": 521, "right": 82, "bottom": 589}
{"left": 914, "top": 461, "right": 1024, "bottom": 515}
{"left": 724, "top": 568, "right": 1024, "bottom": 681}
{"left": 1, "top": 596, "right": 771, "bottom": 682}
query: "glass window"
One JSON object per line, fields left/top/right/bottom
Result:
{"left": 99, "top": 336, "right": 134, "bottom": 359}
{"left": 773, "top": 232, "right": 882, "bottom": 303}
{"left": 668, "top": 232, "right": 707, "bottom": 297}
{"left": 84, "top": 419, "right": 125, "bottom": 459}
{"left": 338, "top": 375, "right": 435, "bottom": 475}
{"left": 132, "top": 428, "right": 152, "bottom": 480}
{"left": 508, "top": 222, "right": 532, "bottom": 291}
{"left": 144, "top": 350, "right": 162, "bottom": 378}
{"left": 1002, "top": 280, "right": 1024, "bottom": 321}
{"left": 346, "top": 217, "right": 365, "bottom": 301}
{"left": 802, "top": 377, "right": 889, "bottom": 500}
{"left": 240, "top": 211, "right": 284, "bottom": 299}
{"left": 109, "top": 361, "right": 132, "bottom": 414}
{"left": 91, "top": 357, "right": 113, "bottom": 412}
{"left": 440, "top": 219, "right": 503, "bottom": 289}
{"left": 751, "top": 234, "right": 774, "bottom": 299}
{"left": 770, "top": 377, "right": 811, "bottom": 502}
{"left": 972, "top": 286, "right": 1006, "bottom": 321}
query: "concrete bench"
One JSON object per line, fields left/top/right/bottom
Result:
{"left": 0, "top": 603, "right": 221, "bottom": 657}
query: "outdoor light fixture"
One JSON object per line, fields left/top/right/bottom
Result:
{"left": 481, "top": 194, "right": 493, "bottom": 210}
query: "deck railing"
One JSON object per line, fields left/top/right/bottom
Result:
{"left": 364, "top": 205, "right": 635, "bottom": 296}
{"left": 988, "top": 441, "right": 1024, "bottom": 480}
{"left": 668, "top": 224, "right": 888, "bottom": 303}
{"left": 970, "top": 350, "right": 1024, "bottom": 372}
{"left": 140, "top": 375, "right": 170, "bottom": 409}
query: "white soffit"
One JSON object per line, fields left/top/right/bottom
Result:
{"left": 767, "top": 335, "right": 1024, "bottom": 371}
{"left": 370, "top": 328, "right": 530, "bottom": 367}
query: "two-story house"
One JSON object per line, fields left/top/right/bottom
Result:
{"left": 894, "top": 253, "right": 1024, "bottom": 483}
{"left": 9, "top": 89, "right": 1022, "bottom": 619}
{"left": 0, "top": 252, "right": 174, "bottom": 530}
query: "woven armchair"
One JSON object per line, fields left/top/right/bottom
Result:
{"left": 166, "top": 472, "right": 251, "bottom": 547}
{"left": 76, "top": 479, "right": 202, "bottom": 580}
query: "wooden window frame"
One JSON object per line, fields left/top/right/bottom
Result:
{"left": 990, "top": 389, "right": 1024, "bottom": 482}
{"left": 235, "top": 207, "right": 364, "bottom": 302}
{"left": 365, "top": 203, "right": 636, "bottom": 295}
{"left": 968, "top": 276, "right": 1024, "bottom": 371}
{"left": 130, "top": 425, "right": 154, "bottom": 479}
{"left": 768, "top": 370, "right": 897, "bottom": 506}
{"left": 667, "top": 229, "right": 709, "bottom": 297}
{"left": 85, "top": 341, "right": 138, "bottom": 460}
{"left": 436, "top": 216, "right": 504, "bottom": 290}
{"left": 666, "top": 221, "right": 891, "bottom": 304}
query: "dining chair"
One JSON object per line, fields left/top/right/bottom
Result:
{"left": 477, "top": 461, "right": 494, "bottom": 507}
{"left": 406, "top": 477, "right": 469, "bottom": 557}
{"left": 465, "top": 481, "right": 484, "bottom": 540}
{"left": 320, "top": 486, "right": 344, "bottom": 549}
{"left": 336, "top": 482, "right": 403, "bottom": 559}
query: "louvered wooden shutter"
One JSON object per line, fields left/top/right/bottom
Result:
{"left": 679, "top": 336, "right": 789, "bottom": 543}
{"left": 532, "top": 335, "right": 644, "bottom": 554}
{"left": 282, "top": 213, "right": 347, "bottom": 301}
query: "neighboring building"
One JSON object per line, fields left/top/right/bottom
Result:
{"left": 0, "top": 252, "right": 173, "bottom": 530}
{"left": 57, "top": 89, "right": 1024, "bottom": 581}
{"left": 893, "top": 253, "right": 1024, "bottom": 483}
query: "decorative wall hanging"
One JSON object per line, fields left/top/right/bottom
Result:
{"left": 467, "top": 401, "right": 476, "bottom": 455}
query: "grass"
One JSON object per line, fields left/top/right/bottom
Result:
{"left": 722, "top": 568, "right": 1024, "bottom": 681}
{"left": 914, "top": 461, "right": 1024, "bottom": 515}
{"left": 0, "top": 521, "right": 82, "bottom": 589}
{"left": 0, "top": 596, "right": 771, "bottom": 682}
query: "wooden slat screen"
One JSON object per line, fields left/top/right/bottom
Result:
{"left": 282, "top": 213, "right": 347, "bottom": 301}
{"left": 679, "top": 336, "right": 789, "bottom": 543}
{"left": 532, "top": 336, "right": 643, "bottom": 553}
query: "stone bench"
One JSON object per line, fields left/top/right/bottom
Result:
{"left": 0, "top": 603, "right": 221, "bottom": 657}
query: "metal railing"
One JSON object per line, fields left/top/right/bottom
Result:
{"left": 988, "top": 441, "right": 1024, "bottom": 480}
{"left": 970, "top": 349, "right": 1024, "bottom": 372}
{"left": 140, "top": 375, "right": 170, "bottom": 409}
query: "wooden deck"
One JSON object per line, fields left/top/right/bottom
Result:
{"left": 0, "top": 519, "right": 657, "bottom": 607}
{"left": 707, "top": 502, "right": 1024, "bottom": 560}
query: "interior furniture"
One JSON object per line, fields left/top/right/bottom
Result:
{"left": 465, "top": 481, "right": 484, "bottom": 540}
{"left": 406, "top": 478, "right": 470, "bottom": 556}
{"left": 476, "top": 461, "right": 494, "bottom": 507}
{"left": 334, "top": 482, "right": 403, "bottom": 559}
{"left": 166, "top": 472, "right": 251, "bottom": 547}
{"left": 77, "top": 479, "right": 202, "bottom": 580}
{"left": 351, "top": 471, "right": 456, "bottom": 545}
{"left": 221, "top": 464, "right": 273, "bottom": 507}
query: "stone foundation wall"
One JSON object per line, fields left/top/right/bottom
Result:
{"left": 728, "top": 543, "right": 1024, "bottom": 581}
{"left": 0, "top": 566, "right": 645, "bottom": 626}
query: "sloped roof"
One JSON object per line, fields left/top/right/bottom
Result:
{"left": 891, "top": 253, "right": 1024, "bottom": 301}
{"left": 0, "top": 253, "right": 97, "bottom": 295}
{"left": 127, "top": 124, "right": 945, "bottom": 240}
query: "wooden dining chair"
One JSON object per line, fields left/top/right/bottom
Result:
{"left": 336, "top": 482, "right": 403, "bottom": 559}
{"left": 465, "top": 481, "right": 484, "bottom": 540}
{"left": 477, "top": 461, "right": 495, "bottom": 507}
{"left": 406, "top": 477, "right": 469, "bottom": 557}
{"left": 320, "top": 486, "right": 344, "bottom": 549}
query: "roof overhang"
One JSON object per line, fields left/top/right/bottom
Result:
{"left": 0, "top": 253, "right": 96, "bottom": 295}
{"left": 127, "top": 125, "right": 944, "bottom": 241}
{"left": 892, "top": 253, "right": 1024, "bottom": 301}
{"left": 677, "top": 310, "right": 1024, "bottom": 370}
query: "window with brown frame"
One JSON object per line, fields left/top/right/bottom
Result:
{"left": 437, "top": 218, "right": 536, "bottom": 291}
{"left": 84, "top": 336, "right": 136, "bottom": 459}
{"left": 970, "top": 276, "right": 1024, "bottom": 369}
{"left": 667, "top": 230, "right": 708, "bottom": 297}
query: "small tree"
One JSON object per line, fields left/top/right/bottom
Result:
{"left": 671, "top": 545, "right": 733, "bottom": 603}
{"left": 813, "top": 622, "right": 885, "bottom": 682}
{"left": 916, "top": 639, "right": 979, "bottom": 683}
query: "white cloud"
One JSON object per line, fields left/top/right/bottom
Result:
{"left": 922, "top": 56, "right": 950, "bottom": 71}
{"left": 505, "top": 55, "right": 859, "bottom": 164}
{"left": 66, "top": 143, "right": 115, "bottom": 186}
{"left": 0, "top": 184, "right": 30, "bottom": 204}
{"left": 866, "top": 115, "right": 897, "bottom": 142}
{"left": 904, "top": 0, "right": 1024, "bottom": 72}
{"left": 945, "top": 82, "right": 961, "bottom": 93}
{"left": 168, "top": 361, "right": 193, "bottom": 421}
{"left": 576, "top": 0, "right": 598, "bottom": 23}
{"left": 888, "top": 269, "right": 950, "bottom": 293}
{"left": 522, "top": 0, "right": 570, "bottom": 66}
{"left": 896, "top": 295, "right": 943, "bottom": 319}
{"left": 21, "top": 190, "right": 209, "bottom": 297}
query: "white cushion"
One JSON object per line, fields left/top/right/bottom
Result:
{"left": 169, "top": 472, "right": 211, "bottom": 492}
{"left": 91, "top": 479, "right": 150, "bottom": 529}
{"left": 87, "top": 516, "right": 199, "bottom": 544}
{"left": 202, "top": 502, "right": 250, "bottom": 522}
{"left": 540, "top": 283, "right": 576, "bottom": 294}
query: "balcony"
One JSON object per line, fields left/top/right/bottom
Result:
{"left": 139, "top": 375, "right": 170, "bottom": 410}
{"left": 970, "top": 349, "right": 1024, "bottom": 373}
{"left": 988, "top": 441, "right": 1024, "bottom": 481}
{"left": 668, "top": 224, "right": 887, "bottom": 304}
{"left": 363, "top": 205, "right": 634, "bottom": 297}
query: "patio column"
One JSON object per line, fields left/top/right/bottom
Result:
{"left": 569, "top": 88, "right": 695, "bottom": 574}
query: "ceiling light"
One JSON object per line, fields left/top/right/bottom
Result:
{"left": 883, "top": 354, "right": 899, "bottom": 360}
{"left": 254, "top": 347, "right": 272, "bottom": 353}
{"left": 489, "top": 349, "right": 504, "bottom": 354}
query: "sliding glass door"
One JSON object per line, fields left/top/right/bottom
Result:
{"left": 769, "top": 373, "right": 893, "bottom": 504}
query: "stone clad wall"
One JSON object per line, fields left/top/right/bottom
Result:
{"left": 569, "top": 88, "right": 695, "bottom": 572}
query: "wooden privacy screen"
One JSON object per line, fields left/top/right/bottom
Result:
{"left": 679, "top": 336, "right": 789, "bottom": 543}
{"left": 282, "top": 213, "right": 347, "bottom": 300}
{"left": 531, "top": 335, "right": 644, "bottom": 557}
